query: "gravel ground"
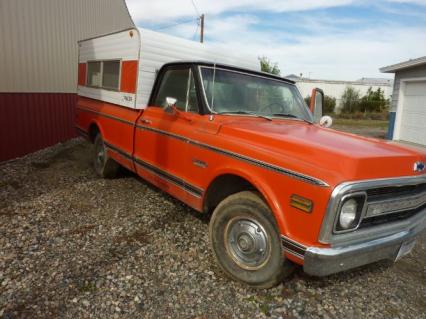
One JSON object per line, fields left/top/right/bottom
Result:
{"left": 1, "top": 128, "right": 425, "bottom": 318}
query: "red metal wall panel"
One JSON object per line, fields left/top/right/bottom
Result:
{"left": 0, "top": 93, "right": 77, "bottom": 162}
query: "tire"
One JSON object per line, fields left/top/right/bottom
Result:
{"left": 209, "top": 191, "right": 294, "bottom": 288}
{"left": 93, "top": 134, "right": 119, "bottom": 178}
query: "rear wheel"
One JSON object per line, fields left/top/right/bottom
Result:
{"left": 209, "top": 191, "right": 294, "bottom": 288}
{"left": 93, "top": 134, "right": 119, "bottom": 178}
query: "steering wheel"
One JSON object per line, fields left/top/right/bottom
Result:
{"left": 259, "top": 102, "right": 287, "bottom": 114}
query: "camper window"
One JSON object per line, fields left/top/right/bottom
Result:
{"left": 102, "top": 60, "right": 120, "bottom": 90}
{"left": 86, "top": 60, "right": 121, "bottom": 90}
{"left": 87, "top": 62, "right": 102, "bottom": 87}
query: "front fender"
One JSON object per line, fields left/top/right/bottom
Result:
{"left": 204, "top": 165, "right": 291, "bottom": 236}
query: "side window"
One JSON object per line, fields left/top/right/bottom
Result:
{"left": 87, "top": 61, "right": 102, "bottom": 87}
{"left": 102, "top": 60, "right": 120, "bottom": 90}
{"left": 87, "top": 60, "right": 120, "bottom": 90}
{"left": 154, "top": 68, "right": 199, "bottom": 113}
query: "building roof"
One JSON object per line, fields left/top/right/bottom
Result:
{"left": 284, "top": 75, "right": 393, "bottom": 87}
{"left": 380, "top": 56, "right": 426, "bottom": 73}
{"left": 357, "top": 77, "right": 394, "bottom": 85}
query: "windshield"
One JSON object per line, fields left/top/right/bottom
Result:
{"left": 200, "top": 67, "right": 313, "bottom": 121}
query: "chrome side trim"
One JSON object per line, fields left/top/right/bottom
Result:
{"left": 104, "top": 141, "right": 204, "bottom": 198}
{"left": 76, "top": 107, "right": 135, "bottom": 126}
{"left": 137, "top": 124, "right": 329, "bottom": 187}
{"left": 191, "top": 140, "right": 329, "bottom": 187}
{"left": 77, "top": 106, "right": 329, "bottom": 187}
{"left": 281, "top": 235, "right": 307, "bottom": 259}
{"left": 319, "top": 175, "right": 426, "bottom": 244}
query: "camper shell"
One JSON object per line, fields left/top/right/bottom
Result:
{"left": 77, "top": 28, "right": 260, "bottom": 109}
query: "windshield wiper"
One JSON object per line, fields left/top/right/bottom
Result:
{"left": 271, "top": 113, "right": 313, "bottom": 124}
{"left": 218, "top": 111, "right": 272, "bottom": 121}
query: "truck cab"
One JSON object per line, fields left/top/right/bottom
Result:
{"left": 76, "top": 29, "right": 426, "bottom": 288}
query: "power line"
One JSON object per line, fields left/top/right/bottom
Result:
{"left": 192, "top": 20, "right": 200, "bottom": 41}
{"left": 190, "top": 0, "right": 200, "bottom": 16}
{"left": 153, "top": 18, "right": 198, "bottom": 31}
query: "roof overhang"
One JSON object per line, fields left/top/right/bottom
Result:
{"left": 380, "top": 56, "right": 426, "bottom": 73}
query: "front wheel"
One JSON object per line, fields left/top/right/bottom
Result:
{"left": 209, "top": 191, "right": 294, "bottom": 288}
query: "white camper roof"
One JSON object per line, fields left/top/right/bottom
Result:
{"left": 78, "top": 28, "right": 260, "bottom": 109}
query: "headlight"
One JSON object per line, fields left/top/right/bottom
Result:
{"left": 339, "top": 199, "right": 358, "bottom": 229}
{"left": 335, "top": 193, "right": 366, "bottom": 232}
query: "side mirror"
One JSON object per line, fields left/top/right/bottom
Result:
{"left": 310, "top": 88, "right": 332, "bottom": 127}
{"left": 309, "top": 88, "right": 324, "bottom": 122}
{"left": 164, "top": 97, "right": 177, "bottom": 114}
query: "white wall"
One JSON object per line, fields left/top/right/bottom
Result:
{"left": 295, "top": 80, "right": 393, "bottom": 111}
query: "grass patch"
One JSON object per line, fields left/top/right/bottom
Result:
{"left": 333, "top": 119, "right": 388, "bottom": 128}
{"left": 78, "top": 281, "right": 97, "bottom": 293}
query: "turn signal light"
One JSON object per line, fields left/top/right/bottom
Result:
{"left": 290, "top": 195, "right": 313, "bottom": 213}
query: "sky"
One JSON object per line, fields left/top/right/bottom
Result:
{"left": 126, "top": 0, "right": 426, "bottom": 81}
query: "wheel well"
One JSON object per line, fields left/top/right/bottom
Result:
{"left": 88, "top": 123, "right": 100, "bottom": 143}
{"left": 203, "top": 174, "right": 260, "bottom": 214}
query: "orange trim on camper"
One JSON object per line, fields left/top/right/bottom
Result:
{"left": 120, "top": 60, "right": 138, "bottom": 94}
{"left": 78, "top": 63, "right": 86, "bottom": 86}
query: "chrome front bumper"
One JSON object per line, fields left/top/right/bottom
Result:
{"left": 303, "top": 211, "right": 426, "bottom": 276}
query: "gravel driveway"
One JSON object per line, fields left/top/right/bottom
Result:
{"left": 1, "top": 128, "right": 425, "bottom": 318}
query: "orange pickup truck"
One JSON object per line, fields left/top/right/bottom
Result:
{"left": 76, "top": 29, "right": 426, "bottom": 288}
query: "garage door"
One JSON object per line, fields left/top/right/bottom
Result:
{"left": 399, "top": 81, "right": 426, "bottom": 146}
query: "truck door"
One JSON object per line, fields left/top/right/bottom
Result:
{"left": 133, "top": 65, "right": 201, "bottom": 205}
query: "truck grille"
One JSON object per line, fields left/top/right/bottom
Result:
{"left": 359, "top": 203, "right": 425, "bottom": 229}
{"left": 359, "top": 182, "right": 426, "bottom": 229}
{"left": 366, "top": 183, "right": 426, "bottom": 199}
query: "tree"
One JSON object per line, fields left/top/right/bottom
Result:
{"left": 358, "top": 87, "right": 388, "bottom": 113}
{"left": 340, "top": 86, "right": 360, "bottom": 113}
{"left": 324, "top": 95, "right": 337, "bottom": 114}
{"left": 259, "top": 56, "right": 281, "bottom": 76}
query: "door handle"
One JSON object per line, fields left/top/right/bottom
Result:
{"left": 140, "top": 119, "right": 152, "bottom": 125}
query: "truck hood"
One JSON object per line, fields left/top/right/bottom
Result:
{"left": 217, "top": 118, "right": 426, "bottom": 187}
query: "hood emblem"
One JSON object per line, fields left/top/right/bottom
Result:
{"left": 414, "top": 161, "right": 425, "bottom": 172}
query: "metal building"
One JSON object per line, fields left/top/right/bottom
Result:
{"left": 381, "top": 56, "right": 426, "bottom": 146}
{"left": 0, "top": 0, "right": 134, "bottom": 161}
{"left": 286, "top": 75, "right": 394, "bottom": 112}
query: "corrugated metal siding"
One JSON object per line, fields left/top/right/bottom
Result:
{"left": 0, "top": 0, "right": 134, "bottom": 161}
{"left": 0, "top": 0, "right": 134, "bottom": 93}
{"left": 0, "top": 93, "right": 77, "bottom": 161}
{"left": 390, "top": 64, "right": 426, "bottom": 112}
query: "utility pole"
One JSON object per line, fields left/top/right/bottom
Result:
{"left": 200, "top": 14, "right": 204, "bottom": 43}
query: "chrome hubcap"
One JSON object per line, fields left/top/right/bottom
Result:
{"left": 225, "top": 217, "right": 270, "bottom": 270}
{"left": 96, "top": 143, "right": 105, "bottom": 166}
